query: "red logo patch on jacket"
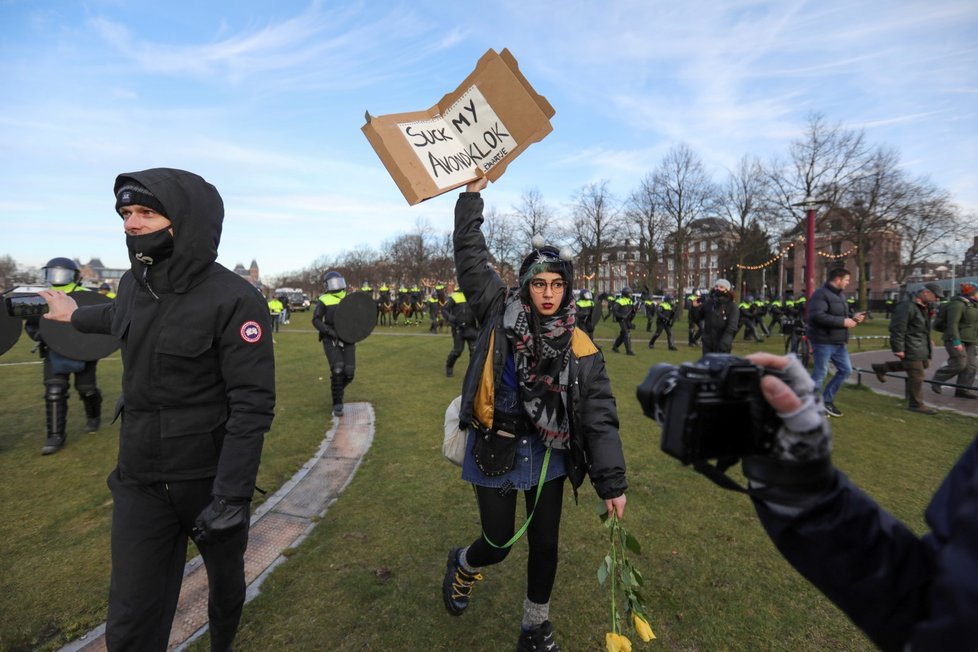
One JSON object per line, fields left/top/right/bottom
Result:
{"left": 240, "top": 321, "right": 263, "bottom": 343}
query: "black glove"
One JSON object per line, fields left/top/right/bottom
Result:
{"left": 742, "top": 354, "right": 834, "bottom": 507}
{"left": 192, "top": 495, "right": 250, "bottom": 544}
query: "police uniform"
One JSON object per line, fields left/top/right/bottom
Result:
{"left": 25, "top": 259, "right": 102, "bottom": 455}
{"left": 611, "top": 290, "right": 636, "bottom": 355}
{"left": 647, "top": 295, "right": 678, "bottom": 350}
{"left": 442, "top": 289, "right": 478, "bottom": 377}
{"left": 312, "top": 272, "right": 355, "bottom": 417}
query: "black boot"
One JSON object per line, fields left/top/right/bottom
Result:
{"left": 43, "top": 382, "right": 68, "bottom": 455}
{"left": 517, "top": 620, "right": 560, "bottom": 651}
{"left": 81, "top": 388, "right": 102, "bottom": 432}
{"left": 331, "top": 374, "right": 345, "bottom": 417}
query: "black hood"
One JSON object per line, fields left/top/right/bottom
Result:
{"left": 115, "top": 168, "right": 223, "bottom": 294}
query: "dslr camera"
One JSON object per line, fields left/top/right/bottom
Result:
{"left": 4, "top": 293, "right": 49, "bottom": 318}
{"left": 636, "top": 354, "right": 782, "bottom": 464}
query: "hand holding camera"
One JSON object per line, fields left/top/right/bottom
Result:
{"left": 636, "top": 352, "right": 833, "bottom": 505}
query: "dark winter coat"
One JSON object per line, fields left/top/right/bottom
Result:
{"left": 754, "top": 433, "right": 978, "bottom": 651}
{"left": 701, "top": 291, "right": 739, "bottom": 353}
{"left": 889, "top": 298, "right": 934, "bottom": 361}
{"left": 943, "top": 295, "right": 978, "bottom": 345}
{"left": 452, "top": 192, "right": 627, "bottom": 500}
{"left": 72, "top": 168, "right": 275, "bottom": 499}
{"left": 807, "top": 282, "right": 851, "bottom": 345}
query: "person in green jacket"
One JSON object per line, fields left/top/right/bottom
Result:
{"left": 872, "top": 283, "right": 942, "bottom": 414}
{"left": 930, "top": 281, "right": 978, "bottom": 399}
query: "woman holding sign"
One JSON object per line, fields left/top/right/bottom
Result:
{"left": 442, "top": 177, "right": 627, "bottom": 651}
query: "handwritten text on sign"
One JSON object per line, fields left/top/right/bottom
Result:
{"left": 397, "top": 86, "right": 518, "bottom": 190}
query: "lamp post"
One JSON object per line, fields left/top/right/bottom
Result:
{"left": 792, "top": 196, "right": 827, "bottom": 299}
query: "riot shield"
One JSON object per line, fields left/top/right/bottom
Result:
{"left": 39, "top": 291, "right": 119, "bottom": 361}
{"left": 334, "top": 292, "right": 378, "bottom": 344}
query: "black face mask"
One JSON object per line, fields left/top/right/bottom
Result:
{"left": 126, "top": 229, "right": 174, "bottom": 266}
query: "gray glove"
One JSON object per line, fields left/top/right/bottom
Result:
{"left": 192, "top": 495, "right": 250, "bottom": 544}
{"left": 742, "top": 354, "right": 833, "bottom": 507}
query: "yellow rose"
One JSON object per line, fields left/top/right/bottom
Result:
{"left": 619, "top": 633, "right": 633, "bottom": 652}
{"left": 633, "top": 614, "right": 656, "bottom": 642}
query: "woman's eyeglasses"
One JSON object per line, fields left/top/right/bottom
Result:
{"left": 529, "top": 279, "right": 567, "bottom": 294}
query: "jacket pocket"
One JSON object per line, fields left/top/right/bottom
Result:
{"left": 155, "top": 327, "right": 218, "bottom": 386}
{"left": 471, "top": 424, "right": 518, "bottom": 477}
{"left": 158, "top": 402, "right": 227, "bottom": 474}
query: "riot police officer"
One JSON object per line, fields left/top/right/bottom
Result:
{"left": 442, "top": 287, "right": 478, "bottom": 377}
{"left": 647, "top": 293, "right": 678, "bottom": 350}
{"left": 25, "top": 257, "right": 102, "bottom": 455}
{"left": 576, "top": 289, "right": 596, "bottom": 338}
{"left": 611, "top": 287, "right": 636, "bottom": 355}
{"left": 312, "top": 271, "right": 356, "bottom": 417}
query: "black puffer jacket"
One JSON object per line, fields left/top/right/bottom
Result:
{"left": 808, "top": 282, "right": 850, "bottom": 345}
{"left": 701, "top": 290, "right": 739, "bottom": 353}
{"left": 72, "top": 168, "right": 275, "bottom": 498}
{"left": 453, "top": 192, "right": 627, "bottom": 500}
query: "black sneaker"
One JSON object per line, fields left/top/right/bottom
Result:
{"left": 332, "top": 404, "right": 344, "bottom": 417}
{"left": 85, "top": 417, "right": 101, "bottom": 433}
{"left": 517, "top": 620, "right": 560, "bottom": 651}
{"left": 442, "top": 548, "right": 482, "bottom": 616}
{"left": 824, "top": 402, "right": 843, "bottom": 418}
{"left": 932, "top": 382, "right": 942, "bottom": 395}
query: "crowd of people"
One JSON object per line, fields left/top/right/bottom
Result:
{"left": 18, "top": 168, "right": 977, "bottom": 652}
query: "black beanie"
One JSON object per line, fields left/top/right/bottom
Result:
{"left": 116, "top": 182, "right": 167, "bottom": 217}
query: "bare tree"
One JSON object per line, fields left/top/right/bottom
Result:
{"left": 569, "top": 180, "right": 623, "bottom": 290}
{"left": 624, "top": 174, "right": 667, "bottom": 293}
{"left": 510, "top": 188, "right": 559, "bottom": 247}
{"left": 341, "top": 245, "right": 379, "bottom": 287}
{"left": 481, "top": 204, "right": 520, "bottom": 277}
{"left": 765, "top": 112, "right": 870, "bottom": 234}
{"left": 0, "top": 254, "right": 23, "bottom": 290}
{"left": 894, "top": 181, "right": 967, "bottom": 285}
{"left": 718, "top": 155, "right": 772, "bottom": 296}
{"left": 655, "top": 144, "right": 718, "bottom": 304}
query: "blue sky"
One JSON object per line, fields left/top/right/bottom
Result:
{"left": 2, "top": 0, "right": 976, "bottom": 280}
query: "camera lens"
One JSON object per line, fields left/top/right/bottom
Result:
{"left": 636, "top": 364, "right": 677, "bottom": 424}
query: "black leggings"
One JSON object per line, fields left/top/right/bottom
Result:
{"left": 464, "top": 477, "right": 566, "bottom": 604}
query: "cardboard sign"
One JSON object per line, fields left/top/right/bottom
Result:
{"left": 362, "top": 48, "right": 555, "bottom": 205}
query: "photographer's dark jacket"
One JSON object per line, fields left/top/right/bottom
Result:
{"left": 72, "top": 168, "right": 276, "bottom": 499}
{"left": 453, "top": 192, "right": 627, "bottom": 500}
{"left": 754, "top": 434, "right": 978, "bottom": 651}
{"left": 807, "top": 282, "right": 850, "bottom": 345}
{"left": 888, "top": 298, "right": 933, "bottom": 361}
{"left": 701, "top": 291, "right": 739, "bottom": 353}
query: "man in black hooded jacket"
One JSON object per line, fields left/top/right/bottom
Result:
{"left": 41, "top": 168, "right": 275, "bottom": 652}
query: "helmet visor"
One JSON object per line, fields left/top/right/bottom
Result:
{"left": 45, "top": 267, "right": 77, "bottom": 286}
{"left": 325, "top": 276, "right": 346, "bottom": 292}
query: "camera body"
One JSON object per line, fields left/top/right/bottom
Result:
{"left": 4, "top": 294, "right": 49, "bottom": 318}
{"left": 636, "top": 354, "right": 782, "bottom": 464}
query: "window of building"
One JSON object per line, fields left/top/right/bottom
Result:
{"left": 699, "top": 241, "right": 706, "bottom": 252}
{"left": 711, "top": 241, "right": 718, "bottom": 251}
{"left": 832, "top": 241, "right": 842, "bottom": 255}
{"left": 667, "top": 260, "right": 674, "bottom": 271}
{"left": 864, "top": 262, "right": 872, "bottom": 281}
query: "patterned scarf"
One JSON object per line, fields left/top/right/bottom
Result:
{"left": 503, "top": 290, "right": 576, "bottom": 449}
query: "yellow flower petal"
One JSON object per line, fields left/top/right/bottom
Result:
{"left": 619, "top": 633, "right": 633, "bottom": 652}
{"left": 633, "top": 614, "right": 656, "bottom": 642}
{"left": 606, "top": 632, "right": 620, "bottom": 652}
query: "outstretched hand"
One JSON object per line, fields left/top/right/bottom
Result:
{"left": 37, "top": 290, "right": 78, "bottom": 323}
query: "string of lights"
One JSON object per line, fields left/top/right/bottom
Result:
{"left": 735, "top": 236, "right": 858, "bottom": 270}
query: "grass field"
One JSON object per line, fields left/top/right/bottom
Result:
{"left": 0, "top": 310, "right": 974, "bottom": 651}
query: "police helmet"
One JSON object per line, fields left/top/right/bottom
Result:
{"left": 621, "top": 287, "right": 631, "bottom": 295}
{"left": 43, "top": 257, "right": 81, "bottom": 286}
{"left": 99, "top": 282, "right": 111, "bottom": 291}
{"left": 323, "top": 271, "right": 346, "bottom": 293}
{"left": 580, "top": 290, "right": 593, "bottom": 301}
{"left": 664, "top": 294, "right": 673, "bottom": 301}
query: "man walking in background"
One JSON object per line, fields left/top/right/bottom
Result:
{"left": 872, "top": 283, "right": 942, "bottom": 415}
{"left": 930, "top": 281, "right": 978, "bottom": 399}
{"left": 807, "top": 268, "right": 865, "bottom": 417}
